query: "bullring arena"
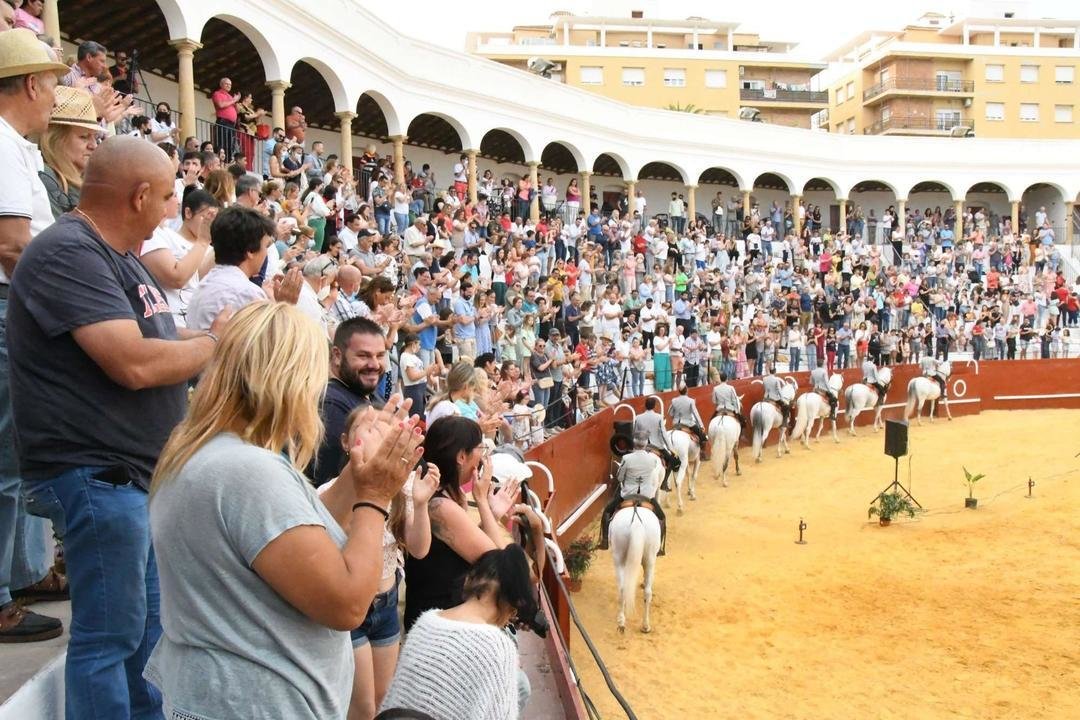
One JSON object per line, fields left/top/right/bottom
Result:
{"left": 529, "top": 360, "right": 1080, "bottom": 720}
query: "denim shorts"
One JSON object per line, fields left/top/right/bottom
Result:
{"left": 350, "top": 577, "right": 401, "bottom": 648}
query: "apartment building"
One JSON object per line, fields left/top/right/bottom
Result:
{"left": 467, "top": 11, "right": 827, "bottom": 128}
{"left": 826, "top": 12, "right": 1080, "bottom": 138}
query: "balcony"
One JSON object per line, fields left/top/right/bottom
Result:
{"left": 864, "top": 115, "right": 975, "bottom": 136}
{"left": 739, "top": 87, "right": 829, "bottom": 104}
{"left": 863, "top": 77, "right": 975, "bottom": 102}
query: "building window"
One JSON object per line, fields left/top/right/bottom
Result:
{"left": 663, "top": 68, "right": 686, "bottom": 87}
{"left": 621, "top": 67, "right": 645, "bottom": 87}
{"left": 1055, "top": 104, "right": 1073, "bottom": 123}
{"left": 846, "top": 118, "right": 855, "bottom": 134}
{"left": 836, "top": 85, "right": 846, "bottom": 103}
{"left": 1020, "top": 64, "right": 1039, "bottom": 83}
{"left": 741, "top": 79, "right": 765, "bottom": 91}
{"left": 1019, "top": 103, "right": 1039, "bottom": 121}
{"left": 580, "top": 66, "right": 603, "bottom": 85}
{"left": 985, "top": 102, "right": 1005, "bottom": 121}
{"left": 936, "top": 109, "right": 961, "bottom": 130}
{"left": 845, "top": 81, "right": 854, "bottom": 99}
{"left": 704, "top": 69, "right": 727, "bottom": 88}
{"left": 985, "top": 64, "right": 1004, "bottom": 82}
{"left": 1055, "top": 65, "right": 1075, "bottom": 83}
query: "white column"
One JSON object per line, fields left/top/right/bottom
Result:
{"left": 962, "top": 24, "right": 969, "bottom": 45}
{"left": 1074, "top": 29, "right": 1079, "bottom": 49}
{"left": 993, "top": 28, "right": 1000, "bottom": 46}
{"left": 692, "top": 28, "right": 698, "bottom": 50}
{"left": 336, "top": 111, "right": 355, "bottom": 174}
{"left": 647, "top": 26, "right": 653, "bottom": 49}
{"left": 600, "top": 25, "right": 606, "bottom": 47}
{"left": 564, "top": 20, "right": 570, "bottom": 47}
{"left": 170, "top": 39, "right": 202, "bottom": 143}
{"left": 1034, "top": 28, "right": 1041, "bottom": 47}
{"left": 727, "top": 29, "right": 734, "bottom": 50}
{"left": 42, "top": 0, "right": 60, "bottom": 45}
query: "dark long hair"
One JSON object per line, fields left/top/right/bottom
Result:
{"left": 462, "top": 545, "right": 538, "bottom": 626}
{"left": 422, "top": 416, "right": 482, "bottom": 506}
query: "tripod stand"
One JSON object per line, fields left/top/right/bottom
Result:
{"left": 877, "top": 456, "right": 921, "bottom": 508}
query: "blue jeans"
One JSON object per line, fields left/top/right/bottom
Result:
{"left": 24, "top": 466, "right": 162, "bottom": 720}
{"left": 532, "top": 385, "right": 549, "bottom": 409}
{"left": 394, "top": 212, "right": 409, "bottom": 235}
{"left": 0, "top": 297, "right": 50, "bottom": 605}
{"left": 806, "top": 347, "right": 818, "bottom": 371}
{"left": 788, "top": 346, "right": 801, "bottom": 372}
{"left": 375, "top": 210, "right": 391, "bottom": 237}
{"left": 629, "top": 368, "right": 644, "bottom": 397}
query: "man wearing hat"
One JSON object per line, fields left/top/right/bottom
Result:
{"left": 598, "top": 430, "right": 666, "bottom": 555}
{"left": 0, "top": 28, "right": 70, "bottom": 644}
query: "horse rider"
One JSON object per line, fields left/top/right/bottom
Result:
{"left": 861, "top": 357, "right": 888, "bottom": 405}
{"left": 668, "top": 385, "right": 708, "bottom": 460}
{"left": 762, "top": 363, "right": 792, "bottom": 427}
{"left": 711, "top": 371, "right": 746, "bottom": 434}
{"left": 919, "top": 353, "right": 947, "bottom": 398}
{"left": 809, "top": 365, "right": 838, "bottom": 419}
{"left": 598, "top": 431, "right": 667, "bottom": 555}
{"left": 634, "top": 396, "right": 679, "bottom": 491}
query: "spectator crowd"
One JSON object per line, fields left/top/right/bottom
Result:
{"left": 0, "top": 6, "right": 1079, "bottom": 719}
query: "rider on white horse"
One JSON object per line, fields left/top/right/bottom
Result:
{"left": 669, "top": 385, "right": 708, "bottom": 459}
{"left": 861, "top": 358, "right": 888, "bottom": 405}
{"left": 919, "top": 354, "right": 947, "bottom": 398}
{"left": 809, "top": 365, "right": 838, "bottom": 419}
{"left": 762, "top": 363, "right": 792, "bottom": 427}
{"left": 634, "top": 397, "right": 680, "bottom": 490}
{"left": 598, "top": 431, "right": 667, "bottom": 555}
{"left": 712, "top": 372, "right": 746, "bottom": 432}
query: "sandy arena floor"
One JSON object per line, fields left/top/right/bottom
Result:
{"left": 569, "top": 410, "right": 1080, "bottom": 720}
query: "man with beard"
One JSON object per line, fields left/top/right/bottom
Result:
{"left": 312, "top": 317, "right": 387, "bottom": 486}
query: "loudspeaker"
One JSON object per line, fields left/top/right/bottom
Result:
{"left": 884, "top": 419, "right": 908, "bottom": 458}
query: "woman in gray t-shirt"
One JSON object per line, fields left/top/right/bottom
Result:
{"left": 146, "top": 302, "right": 422, "bottom": 719}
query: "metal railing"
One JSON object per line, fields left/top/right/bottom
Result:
{"left": 739, "top": 87, "right": 828, "bottom": 104}
{"left": 863, "top": 77, "right": 975, "bottom": 100}
{"left": 864, "top": 116, "right": 974, "bottom": 135}
{"left": 194, "top": 117, "right": 267, "bottom": 176}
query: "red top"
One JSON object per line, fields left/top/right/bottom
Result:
{"left": 211, "top": 89, "right": 237, "bottom": 123}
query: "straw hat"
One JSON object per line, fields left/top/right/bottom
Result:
{"left": 0, "top": 29, "right": 69, "bottom": 79}
{"left": 50, "top": 86, "right": 101, "bottom": 132}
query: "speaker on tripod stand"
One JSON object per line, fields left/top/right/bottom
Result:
{"left": 878, "top": 418, "right": 920, "bottom": 507}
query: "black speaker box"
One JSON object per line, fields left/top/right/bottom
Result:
{"left": 884, "top": 419, "right": 908, "bottom": 458}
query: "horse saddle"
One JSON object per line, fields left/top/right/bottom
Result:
{"left": 618, "top": 495, "right": 657, "bottom": 514}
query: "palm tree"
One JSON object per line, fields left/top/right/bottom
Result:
{"left": 666, "top": 102, "right": 704, "bottom": 114}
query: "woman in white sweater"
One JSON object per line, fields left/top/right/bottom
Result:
{"left": 380, "top": 545, "right": 539, "bottom": 720}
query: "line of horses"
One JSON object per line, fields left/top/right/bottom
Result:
{"left": 609, "top": 362, "right": 953, "bottom": 633}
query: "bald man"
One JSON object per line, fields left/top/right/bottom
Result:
{"left": 328, "top": 263, "right": 364, "bottom": 326}
{"left": 7, "top": 136, "right": 232, "bottom": 718}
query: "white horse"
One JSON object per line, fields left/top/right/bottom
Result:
{"left": 659, "top": 428, "right": 700, "bottom": 515}
{"left": 791, "top": 374, "right": 845, "bottom": 447}
{"left": 905, "top": 361, "right": 953, "bottom": 425}
{"left": 708, "top": 414, "right": 742, "bottom": 487}
{"left": 843, "top": 366, "right": 893, "bottom": 436}
{"left": 749, "top": 378, "right": 798, "bottom": 462}
{"left": 610, "top": 463, "right": 663, "bottom": 634}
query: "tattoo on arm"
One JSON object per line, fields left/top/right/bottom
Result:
{"left": 428, "top": 497, "right": 453, "bottom": 545}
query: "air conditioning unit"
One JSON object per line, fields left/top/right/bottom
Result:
{"left": 963, "top": 98, "right": 972, "bottom": 107}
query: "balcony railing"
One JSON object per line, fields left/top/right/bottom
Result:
{"left": 739, "top": 87, "right": 829, "bottom": 104}
{"left": 863, "top": 77, "right": 975, "bottom": 100}
{"left": 863, "top": 116, "right": 974, "bottom": 135}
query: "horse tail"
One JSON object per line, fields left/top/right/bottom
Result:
{"left": 619, "top": 517, "right": 645, "bottom": 620}
{"left": 711, "top": 425, "right": 729, "bottom": 476}
{"left": 904, "top": 379, "right": 918, "bottom": 419}
{"left": 791, "top": 396, "right": 808, "bottom": 441}
{"left": 750, "top": 406, "right": 764, "bottom": 459}
{"left": 843, "top": 386, "right": 855, "bottom": 416}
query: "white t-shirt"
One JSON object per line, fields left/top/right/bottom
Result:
{"left": 0, "top": 116, "right": 55, "bottom": 283}
{"left": 140, "top": 226, "right": 200, "bottom": 327}
{"left": 639, "top": 305, "right": 658, "bottom": 332}
{"left": 399, "top": 351, "right": 425, "bottom": 387}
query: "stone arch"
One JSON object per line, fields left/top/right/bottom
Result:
{"left": 540, "top": 140, "right": 587, "bottom": 174}
{"left": 289, "top": 56, "right": 352, "bottom": 113}
{"left": 906, "top": 180, "right": 959, "bottom": 201}
{"left": 590, "top": 151, "right": 631, "bottom": 178}
{"left": 198, "top": 14, "right": 283, "bottom": 82}
{"left": 479, "top": 127, "right": 536, "bottom": 164}
{"left": 354, "top": 90, "right": 402, "bottom": 139}
{"left": 635, "top": 160, "right": 690, "bottom": 185}
{"left": 696, "top": 166, "right": 747, "bottom": 191}
{"left": 404, "top": 111, "right": 473, "bottom": 152}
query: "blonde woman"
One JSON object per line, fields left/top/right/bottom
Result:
{"left": 39, "top": 85, "right": 101, "bottom": 218}
{"left": 203, "top": 169, "right": 235, "bottom": 207}
{"left": 147, "top": 302, "right": 423, "bottom": 720}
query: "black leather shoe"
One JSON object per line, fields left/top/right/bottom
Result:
{"left": 0, "top": 602, "right": 63, "bottom": 643}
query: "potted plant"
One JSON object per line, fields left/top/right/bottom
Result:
{"left": 963, "top": 466, "right": 985, "bottom": 509}
{"left": 564, "top": 536, "right": 596, "bottom": 592}
{"left": 867, "top": 491, "right": 917, "bottom": 526}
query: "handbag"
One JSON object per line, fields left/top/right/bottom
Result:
{"left": 535, "top": 377, "right": 554, "bottom": 389}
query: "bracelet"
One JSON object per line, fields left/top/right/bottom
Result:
{"left": 205, "top": 331, "right": 219, "bottom": 344}
{"left": 352, "top": 501, "right": 389, "bottom": 520}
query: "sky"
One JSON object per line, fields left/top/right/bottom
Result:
{"left": 365, "top": 0, "right": 1078, "bottom": 63}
